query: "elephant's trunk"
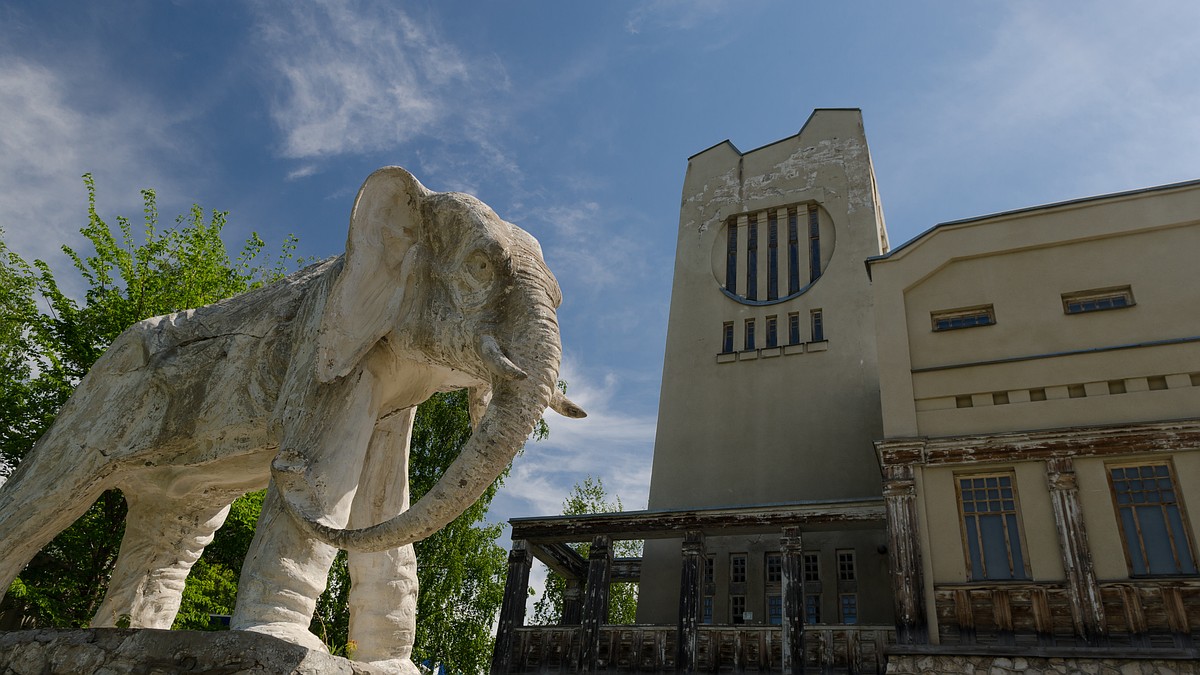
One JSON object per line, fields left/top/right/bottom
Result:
{"left": 277, "top": 292, "right": 561, "bottom": 553}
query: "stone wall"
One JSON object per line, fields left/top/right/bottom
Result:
{"left": 887, "top": 653, "right": 1200, "bottom": 675}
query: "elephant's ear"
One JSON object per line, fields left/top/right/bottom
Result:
{"left": 316, "top": 167, "right": 431, "bottom": 383}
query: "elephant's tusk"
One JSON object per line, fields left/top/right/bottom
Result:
{"left": 549, "top": 390, "right": 587, "bottom": 418}
{"left": 480, "top": 335, "right": 528, "bottom": 381}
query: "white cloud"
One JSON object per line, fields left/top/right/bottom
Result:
{"left": 255, "top": 3, "right": 506, "bottom": 162}
{"left": 625, "top": 0, "right": 736, "bottom": 34}
{"left": 0, "top": 57, "right": 185, "bottom": 275}
{"left": 492, "top": 352, "right": 657, "bottom": 527}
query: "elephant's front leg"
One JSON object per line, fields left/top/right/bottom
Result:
{"left": 347, "top": 407, "right": 420, "bottom": 674}
{"left": 232, "top": 372, "right": 379, "bottom": 651}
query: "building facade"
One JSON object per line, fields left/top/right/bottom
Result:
{"left": 869, "top": 180, "right": 1200, "bottom": 651}
{"left": 639, "top": 109, "right": 893, "bottom": 628}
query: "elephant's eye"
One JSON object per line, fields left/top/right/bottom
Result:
{"left": 462, "top": 250, "right": 495, "bottom": 289}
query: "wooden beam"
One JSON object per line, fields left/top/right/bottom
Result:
{"left": 492, "top": 540, "right": 531, "bottom": 674}
{"left": 882, "top": 463, "right": 928, "bottom": 645}
{"left": 510, "top": 499, "right": 886, "bottom": 543}
{"left": 580, "top": 535, "right": 613, "bottom": 672}
{"left": 780, "top": 526, "right": 805, "bottom": 674}
{"left": 676, "top": 530, "right": 704, "bottom": 673}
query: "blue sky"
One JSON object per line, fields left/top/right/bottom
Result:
{"left": 3, "top": 1, "right": 1199, "bottom": 547}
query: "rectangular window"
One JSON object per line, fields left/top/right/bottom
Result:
{"left": 730, "top": 595, "right": 746, "bottom": 624}
{"left": 837, "top": 550, "right": 856, "bottom": 581}
{"left": 1110, "top": 463, "right": 1198, "bottom": 575}
{"left": 730, "top": 554, "right": 747, "bottom": 583}
{"left": 805, "top": 594, "right": 821, "bottom": 624}
{"left": 766, "top": 315, "right": 778, "bottom": 348}
{"left": 1063, "top": 286, "right": 1134, "bottom": 314}
{"left": 746, "top": 215, "right": 758, "bottom": 301}
{"left": 787, "top": 208, "right": 800, "bottom": 294}
{"left": 721, "top": 322, "right": 734, "bottom": 354}
{"left": 839, "top": 593, "right": 858, "bottom": 625}
{"left": 810, "top": 310, "right": 824, "bottom": 342}
{"left": 788, "top": 312, "right": 801, "bottom": 345}
{"left": 743, "top": 319, "right": 755, "bottom": 351}
{"left": 767, "top": 595, "right": 783, "bottom": 625}
{"left": 725, "top": 222, "right": 737, "bottom": 294}
{"left": 765, "top": 553, "right": 782, "bottom": 583}
{"left": 932, "top": 305, "right": 995, "bottom": 331}
{"left": 803, "top": 552, "right": 820, "bottom": 582}
{"left": 702, "top": 595, "right": 713, "bottom": 624}
{"left": 703, "top": 557, "right": 714, "bottom": 585}
{"left": 767, "top": 213, "right": 779, "bottom": 300}
{"left": 808, "top": 206, "right": 821, "bottom": 283}
{"left": 958, "top": 473, "right": 1029, "bottom": 580}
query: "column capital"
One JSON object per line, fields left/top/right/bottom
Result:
{"left": 1045, "top": 456, "right": 1077, "bottom": 491}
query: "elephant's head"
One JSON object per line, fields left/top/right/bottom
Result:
{"left": 273, "top": 166, "right": 584, "bottom": 553}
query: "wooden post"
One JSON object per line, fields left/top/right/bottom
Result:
{"left": 580, "top": 534, "right": 613, "bottom": 672}
{"left": 562, "top": 578, "right": 584, "bottom": 625}
{"left": 492, "top": 539, "right": 532, "bottom": 675}
{"left": 1045, "top": 457, "right": 1107, "bottom": 645}
{"left": 676, "top": 530, "right": 705, "bottom": 672}
{"left": 780, "top": 526, "right": 805, "bottom": 674}
{"left": 881, "top": 463, "right": 928, "bottom": 644}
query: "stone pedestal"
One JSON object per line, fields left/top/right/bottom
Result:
{"left": 0, "top": 628, "right": 393, "bottom": 674}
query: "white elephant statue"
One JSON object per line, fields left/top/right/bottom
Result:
{"left": 0, "top": 167, "right": 585, "bottom": 673}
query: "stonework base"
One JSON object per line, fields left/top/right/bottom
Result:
{"left": 887, "top": 652, "right": 1200, "bottom": 675}
{"left": 0, "top": 628, "right": 392, "bottom": 675}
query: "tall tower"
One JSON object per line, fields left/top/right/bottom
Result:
{"left": 638, "top": 110, "right": 892, "bottom": 625}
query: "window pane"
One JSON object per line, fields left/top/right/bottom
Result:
{"left": 980, "top": 514, "right": 1014, "bottom": 579}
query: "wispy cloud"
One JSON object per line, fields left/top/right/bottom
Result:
{"left": 625, "top": 0, "right": 736, "bottom": 34}
{"left": 254, "top": 1, "right": 514, "bottom": 181}
{"left": 0, "top": 57, "right": 185, "bottom": 273}
{"left": 885, "top": 1, "right": 1200, "bottom": 229}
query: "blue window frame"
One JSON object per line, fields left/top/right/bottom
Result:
{"left": 767, "top": 595, "right": 783, "bottom": 625}
{"left": 805, "top": 594, "right": 820, "bottom": 624}
{"left": 958, "top": 474, "right": 1028, "bottom": 580}
{"left": 744, "top": 319, "right": 755, "bottom": 351}
{"left": 766, "top": 316, "right": 778, "bottom": 348}
{"left": 1111, "top": 463, "right": 1197, "bottom": 575}
{"left": 808, "top": 206, "right": 821, "bottom": 283}
{"left": 810, "top": 310, "right": 824, "bottom": 342}
{"left": 725, "top": 222, "right": 737, "bottom": 294}
{"left": 932, "top": 305, "right": 995, "bottom": 332}
{"left": 1063, "top": 286, "right": 1134, "bottom": 314}
{"left": 767, "top": 213, "right": 779, "bottom": 300}
{"left": 787, "top": 208, "right": 800, "bottom": 295}
{"left": 746, "top": 216, "right": 758, "bottom": 301}
{"left": 721, "top": 322, "right": 734, "bottom": 354}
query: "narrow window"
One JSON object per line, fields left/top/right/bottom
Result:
{"left": 1110, "top": 463, "right": 1198, "bottom": 575}
{"left": 725, "top": 221, "right": 737, "bottom": 294}
{"left": 702, "top": 595, "right": 713, "bottom": 624}
{"left": 730, "top": 595, "right": 747, "bottom": 624}
{"left": 767, "top": 213, "right": 779, "bottom": 300}
{"left": 805, "top": 594, "right": 821, "bottom": 624}
{"left": 1063, "top": 286, "right": 1135, "bottom": 314}
{"left": 765, "top": 553, "right": 782, "bottom": 583}
{"left": 767, "top": 595, "right": 783, "bottom": 625}
{"left": 839, "top": 593, "right": 858, "bottom": 625}
{"left": 803, "top": 552, "right": 820, "bottom": 582}
{"left": 931, "top": 305, "right": 995, "bottom": 332}
{"left": 766, "top": 315, "right": 778, "bottom": 348}
{"left": 837, "top": 550, "right": 856, "bottom": 582}
{"left": 730, "top": 553, "right": 747, "bottom": 583}
{"left": 958, "top": 473, "right": 1029, "bottom": 580}
{"left": 744, "top": 319, "right": 755, "bottom": 351}
{"left": 721, "top": 322, "right": 734, "bottom": 354}
{"left": 810, "top": 310, "right": 824, "bottom": 342}
{"left": 703, "top": 557, "right": 715, "bottom": 585}
{"left": 746, "top": 215, "right": 758, "bottom": 301}
{"left": 808, "top": 205, "right": 821, "bottom": 283}
{"left": 787, "top": 207, "right": 800, "bottom": 294}
{"left": 788, "top": 312, "right": 801, "bottom": 345}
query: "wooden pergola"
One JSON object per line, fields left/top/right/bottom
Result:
{"left": 492, "top": 498, "right": 888, "bottom": 673}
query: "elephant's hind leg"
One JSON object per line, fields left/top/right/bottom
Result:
{"left": 91, "top": 489, "right": 234, "bottom": 628}
{"left": 0, "top": 448, "right": 113, "bottom": 604}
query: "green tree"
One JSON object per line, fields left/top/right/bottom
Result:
{"left": 532, "top": 476, "right": 641, "bottom": 626}
{"left": 0, "top": 175, "right": 300, "bottom": 628}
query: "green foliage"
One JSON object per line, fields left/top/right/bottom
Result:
{"left": 0, "top": 175, "right": 300, "bottom": 628}
{"left": 532, "top": 476, "right": 642, "bottom": 626}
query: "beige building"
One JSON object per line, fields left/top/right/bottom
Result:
{"left": 491, "top": 114, "right": 1200, "bottom": 672}
{"left": 638, "top": 109, "right": 893, "bottom": 629}
{"left": 869, "top": 180, "right": 1200, "bottom": 651}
